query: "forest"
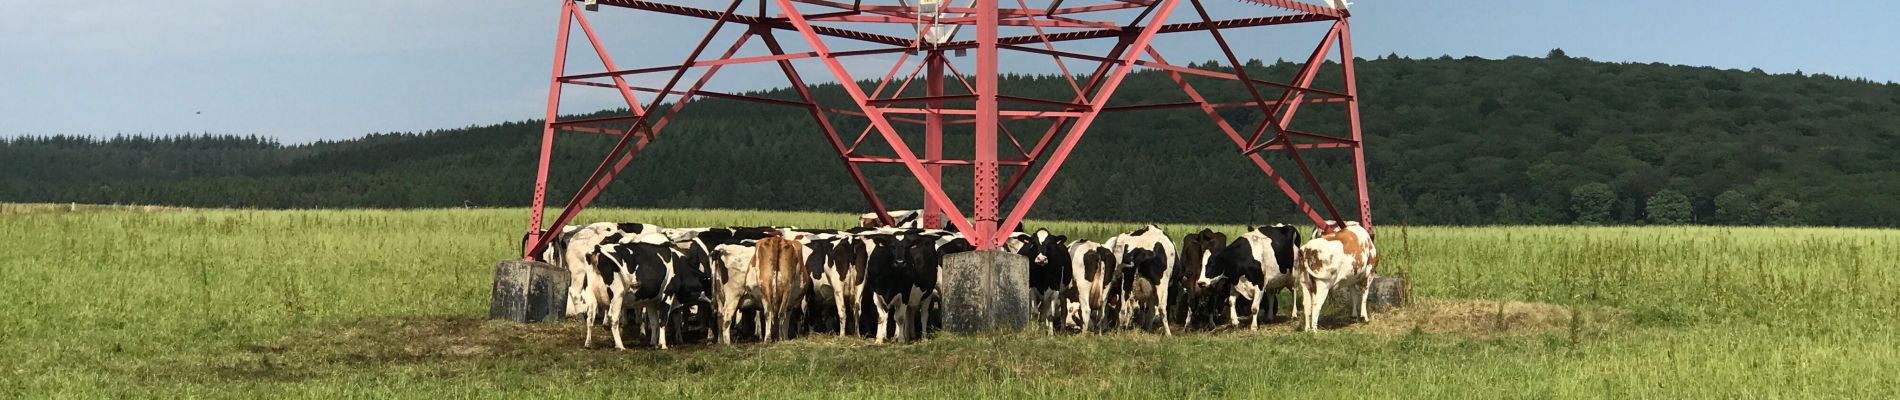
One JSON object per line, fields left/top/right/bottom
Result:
{"left": 5, "top": 50, "right": 1898, "bottom": 226}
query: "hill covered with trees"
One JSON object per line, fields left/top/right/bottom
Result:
{"left": 6, "top": 51, "right": 1898, "bottom": 227}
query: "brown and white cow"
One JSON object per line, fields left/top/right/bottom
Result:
{"left": 755, "top": 236, "right": 806, "bottom": 342}
{"left": 1295, "top": 222, "right": 1378, "bottom": 332}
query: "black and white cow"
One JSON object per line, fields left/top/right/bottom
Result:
{"left": 1066, "top": 240, "right": 1116, "bottom": 333}
{"left": 795, "top": 234, "right": 839, "bottom": 335}
{"left": 710, "top": 242, "right": 763, "bottom": 345}
{"left": 1017, "top": 229, "right": 1072, "bottom": 334}
{"left": 860, "top": 234, "right": 907, "bottom": 343}
{"left": 861, "top": 233, "right": 943, "bottom": 343}
{"left": 1207, "top": 224, "right": 1302, "bottom": 329}
{"left": 564, "top": 223, "right": 664, "bottom": 320}
{"left": 859, "top": 209, "right": 924, "bottom": 228}
{"left": 1174, "top": 229, "right": 1230, "bottom": 329}
{"left": 830, "top": 236, "right": 871, "bottom": 337}
{"left": 1105, "top": 225, "right": 1175, "bottom": 335}
{"left": 587, "top": 238, "right": 710, "bottom": 350}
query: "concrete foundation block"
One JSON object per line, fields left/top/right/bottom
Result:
{"left": 938, "top": 250, "right": 1033, "bottom": 333}
{"left": 488, "top": 259, "right": 569, "bottom": 323}
{"left": 1365, "top": 276, "right": 1409, "bottom": 312}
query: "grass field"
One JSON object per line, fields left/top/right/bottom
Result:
{"left": 3, "top": 205, "right": 1897, "bottom": 398}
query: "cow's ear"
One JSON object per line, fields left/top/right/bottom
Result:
{"left": 1054, "top": 235, "right": 1068, "bottom": 245}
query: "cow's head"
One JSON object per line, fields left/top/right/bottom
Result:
{"left": 1181, "top": 229, "right": 1228, "bottom": 293}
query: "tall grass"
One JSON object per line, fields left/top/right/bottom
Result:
{"left": 0, "top": 207, "right": 1895, "bottom": 398}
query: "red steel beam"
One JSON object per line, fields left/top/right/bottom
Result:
{"left": 1261, "top": 21, "right": 1344, "bottom": 145}
{"left": 846, "top": 51, "right": 925, "bottom": 153}
{"left": 1235, "top": 0, "right": 1345, "bottom": 18}
{"left": 1099, "top": 97, "right": 1348, "bottom": 113}
{"left": 996, "top": 0, "right": 1184, "bottom": 247}
{"left": 760, "top": 31, "right": 898, "bottom": 228}
{"left": 528, "top": 1, "right": 747, "bottom": 259}
{"left": 924, "top": 52, "right": 946, "bottom": 229}
{"left": 1245, "top": 22, "right": 1349, "bottom": 228}
{"left": 846, "top": 156, "right": 1032, "bottom": 166}
{"left": 597, "top": 1, "right": 912, "bottom": 46}
{"left": 998, "top": 38, "right": 1133, "bottom": 205}
{"left": 938, "top": 13, "right": 1335, "bottom": 48}
{"left": 526, "top": 1, "right": 577, "bottom": 258}
{"left": 972, "top": 0, "right": 1003, "bottom": 248}
{"left": 1146, "top": 48, "right": 1330, "bottom": 229}
{"left": 1338, "top": 19, "right": 1373, "bottom": 231}
{"left": 771, "top": 0, "right": 980, "bottom": 236}
{"left": 558, "top": 46, "right": 914, "bottom": 82}
{"left": 878, "top": 108, "right": 1091, "bottom": 118}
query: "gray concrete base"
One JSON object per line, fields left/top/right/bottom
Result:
{"left": 1365, "top": 276, "right": 1408, "bottom": 312}
{"left": 938, "top": 250, "right": 1033, "bottom": 333}
{"left": 488, "top": 259, "right": 569, "bottom": 323}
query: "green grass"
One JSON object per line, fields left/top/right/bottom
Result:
{"left": 2, "top": 206, "right": 1896, "bottom": 398}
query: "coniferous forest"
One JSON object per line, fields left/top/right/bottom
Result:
{"left": 6, "top": 52, "right": 1899, "bottom": 226}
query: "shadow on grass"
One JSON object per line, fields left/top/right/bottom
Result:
{"left": 205, "top": 299, "right": 1628, "bottom": 383}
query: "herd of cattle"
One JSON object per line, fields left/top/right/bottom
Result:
{"left": 536, "top": 210, "right": 1379, "bottom": 350}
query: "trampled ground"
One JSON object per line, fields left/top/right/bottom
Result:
{"left": 3, "top": 206, "right": 1896, "bottom": 398}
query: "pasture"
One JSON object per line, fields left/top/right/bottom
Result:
{"left": 2, "top": 205, "right": 1896, "bottom": 398}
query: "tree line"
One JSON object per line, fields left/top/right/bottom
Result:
{"left": 5, "top": 50, "right": 1898, "bottom": 227}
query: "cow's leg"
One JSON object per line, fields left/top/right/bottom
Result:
{"left": 584, "top": 304, "right": 597, "bottom": 348}
{"left": 1250, "top": 292, "right": 1266, "bottom": 330}
{"left": 763, "top": 306, "right": 775, "bottom": 343}
{"left": 1289, "top": 271, "right": 1304, "bottom": 320}
{"left": 1264, "top": 290, "right": 1278, "bottom": 324}
{"left": 1307, "top": 281, "right": 1332, "bottom": 332}
{"left": 752, "top": 308, "right": 764, "bottom": 339}
{"left": 1157, "top": 283, "right": 1174, "bottom": 336}
{"left": 1228, "top": 293, "right": 1242, "bottom": 328}
{"left": 717, "top": 297, "right": 737, "bottom": 345}
{"left": 835, "top": 293, "right": 851, "bottom": 337}
{"left": 1048, "top": 291, "right": 1064, "bottom": 333}
{"left": 1181, "top": 293, "right": 1196, "bottom": 329}
{"left": 873, "top": 296, "right": 890, "bottom": 344}
{"left": 644, "top": 306, "right": 661, "bottom": 349}
{"left": 895, "top": 302, "right": 911, "bottom": 343}
{"left": 1086, "top": 303, "right": 1099, "bottom": 333}
{"left": 1358, "top": 275, "right": 1374, "bottom": 322}
{"left": 609, "top": 296, "right": 628, "bottom": 350}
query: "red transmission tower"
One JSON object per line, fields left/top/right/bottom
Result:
{"left": 523, "top": 0, "right": 1373, "bottom": 257}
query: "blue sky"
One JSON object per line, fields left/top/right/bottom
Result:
{"left": 2, "top": 0, "right": 1895, "bottom": 142}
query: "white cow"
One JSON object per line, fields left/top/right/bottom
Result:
{"left": 711, "top": 243, "right": 765, "bottom": 344}
{"left": 1295, "top": 223, "right": 1378, "bottom": 332}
